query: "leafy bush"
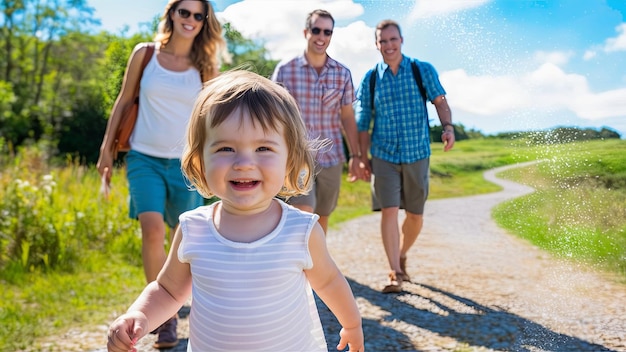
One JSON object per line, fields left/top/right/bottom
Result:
{"left": 0, "top": 146, "right": 141, "bottom": 281}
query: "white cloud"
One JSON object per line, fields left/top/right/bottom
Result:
{"left": 218, "top": 0, "right": 364, "bottom": 60}
{"left": 441, "top": 62, "right": 626, "bottom": 122}
{"left": 571, "top": 87, "right": 626, "bottom": 120}
{"left": 603, "top": 23, "right": 626, "bottom": 53}
{"left": 326, "top": 21, "right": 379, "bottom": 84}
{"left": 582, "top": 50, "right": 596, "bottom": 60}
{"left": 442, "top": 69, "right": 531, "bottom": 115}
{"left": 533, "top": 51, "right": 573, "bottom": 66}
{"left": 408, "top": 0, "right": 492, "bottom": 20}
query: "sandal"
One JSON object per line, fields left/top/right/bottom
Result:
{"left": 382, "top": 272, "right": 403, "bottom": 293}
{"left": 152, "top": 317, "right": 179, "bottom": 349}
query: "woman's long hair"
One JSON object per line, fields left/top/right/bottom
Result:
{"left": 155, "top": 0, "right": 227, "bottom": 80}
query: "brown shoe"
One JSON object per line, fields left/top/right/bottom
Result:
{"left": 152, "top": 317, "right": 179, "bottom": 349}
{"left": 382, "top": 272, "right": 403, "bottom": 293}
{"left": 400, "top": 256, "right": 411, "bottom": 282}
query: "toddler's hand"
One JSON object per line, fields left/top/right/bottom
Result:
{"left": 336, "top": 326, "right": 364, "bottom": 352}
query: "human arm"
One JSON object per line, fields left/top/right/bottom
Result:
{"left": 354, "top": 75, "right": 373, "bottom": 181}
{"left": 340, "top": 104, "right": 365, "bottom": 182}
{"left": 107, "top": 227, "right": 192, "bottom": 352}
{"left": 305, "top": 223, "right": 364, "bottom": 352}
{"left": 433, "top": 95, "right": 455, "bottom": 152}
{"left": 97, "top": 43, "right": 151, "bottom": 185}
{"left": 357, "top": 131, "right": 372, "bottom": 181}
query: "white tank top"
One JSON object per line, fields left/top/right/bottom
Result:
{"left": 178, "top": 200, "right": 327, "bottom": 351}
{"left": 130, "top": 52, "right": 201, "bottom": 159}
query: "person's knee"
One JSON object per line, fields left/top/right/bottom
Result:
{"left": 139, "top": 212, "right": 167, "bottom": 241}
{"left": 405, "top": 212, "right": 423, "bottom": 220}
{"left": 404, "top": 212, "right": 424, "bottom": 227}
{"left": 381, "top": 207, "right": 400, "bottom": 216}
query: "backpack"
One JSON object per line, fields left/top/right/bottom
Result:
{"left": 368, "top": 60, "right": 428, "bottom": 114}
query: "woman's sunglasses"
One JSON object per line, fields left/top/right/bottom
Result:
{"left": 177, "top": 8, "right": 205, "bottom": 22}
{"left": 310, "top": 27, "right": 333, "bottom": 36}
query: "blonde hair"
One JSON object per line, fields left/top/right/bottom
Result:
{"left": 155, "top": 0, "right": 226, "bottom": 80}
{"left": 182, "top": 70, "right": 317, "bottom": 199}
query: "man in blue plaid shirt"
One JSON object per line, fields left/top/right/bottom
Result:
{"left": 355, "top": 19, "right": 455, "bottom": 293}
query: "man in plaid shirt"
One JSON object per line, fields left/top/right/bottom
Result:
{"left": 272, "top": 9, "right": 363, "bottom": 233}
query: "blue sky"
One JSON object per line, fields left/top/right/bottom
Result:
{"left": 89, "top": 0, "right": 626, "bottom": 137}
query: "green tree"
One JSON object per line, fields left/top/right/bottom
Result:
{"left": 0, "top": 0, "right": 99, "bottom": 152}
{"left": 221, "top": 22, "right": 278, "bottom": 77}
{"left": 430, "top": 122, "right": 471, "bottom": 142}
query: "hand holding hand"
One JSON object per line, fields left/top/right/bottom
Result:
{"left": 347, "top": 156, "right": 367, "bottom": 182}
{"left": 359, "top": 158, "right": 371, "bottom": 181}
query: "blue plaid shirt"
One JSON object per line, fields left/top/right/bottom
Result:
{"left": 355, "top": 55, "right": 446, "bottom": 164}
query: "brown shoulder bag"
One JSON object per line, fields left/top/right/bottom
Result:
{"left": 111, "top": 43, "right": 155, "bottom": 159}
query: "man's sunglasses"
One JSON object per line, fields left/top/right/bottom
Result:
{"left": 177, "top": 8, "right": 205, "bottom": 22}
{"left": 310, "top": 27, "right": 333, "bottom": 36}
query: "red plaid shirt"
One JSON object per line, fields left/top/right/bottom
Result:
{"left": 272, "top": 54, "right": 356, "bottom": 167}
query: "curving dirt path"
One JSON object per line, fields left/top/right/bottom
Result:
{"left": 38, "top": 162, "right": 626, "bottom": 351}
{"left": 319, "top": 161, "right": 626, "bottom": 351}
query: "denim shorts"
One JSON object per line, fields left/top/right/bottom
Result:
{"left": 371, "top": 156, "right": 429, "bottom": 214}
{"left": 126, "top": 150, "right": 203, "bottom": 228}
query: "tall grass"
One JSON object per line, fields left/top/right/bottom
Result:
{"left": 0, "top": 148, "right": 142, "bottom": 278}
{"left": 0, "top": 147, "right": 145, "bottom": 350}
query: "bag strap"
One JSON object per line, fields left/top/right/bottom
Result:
{"left": 368, "top": 60, "right": 427, "bottom": 111}
{"left": 133, "top": 43, "right": 155, "bottom": 102}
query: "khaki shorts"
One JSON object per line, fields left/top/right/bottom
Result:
{"left": 287, "top": 163, "right": 343, "bottom": 216}
{"left": 371, "top": 157, "right": 429, "bottom": 214}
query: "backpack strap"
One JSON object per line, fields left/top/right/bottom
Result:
{"left": 369, "top": 60, "right": 428, "bottom": 112}
{"left": 411, "top": 60, "right": 430, "bottom": 133}
{"left": 368, "top": 64, "right": 378, "bottom": 113}
{"left": 410, "top": 60, "right": 427, "bottom": 103}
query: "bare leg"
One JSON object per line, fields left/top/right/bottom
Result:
{"left": 138, "top": 211, "right": 168, "bottom": 282}
{"left": 401, "top": 212, "right": 423, "bottom": 258}
{"left": 139, "top": 211, "right": 178, "bottom": 336}
{"left": 380, "top": 207, "right": 402, "bottom": 274}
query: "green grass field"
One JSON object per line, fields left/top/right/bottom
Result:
{"left": 492, "top": 139, "right": 626, "bottom": 279}
{"left": 1, "top": 138, "right": 625, "bottom": 350}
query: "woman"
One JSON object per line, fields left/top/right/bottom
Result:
{"left": 96, "top": 0, "right": 225, "bottom": 348}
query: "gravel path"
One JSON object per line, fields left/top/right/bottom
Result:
{"left": 39, "top": 162, "right": 626, "bottom": 351}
